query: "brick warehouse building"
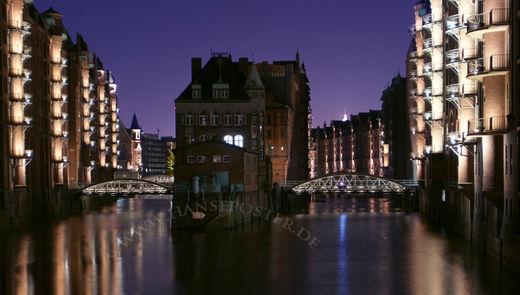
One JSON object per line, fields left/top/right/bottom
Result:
{"left": 406, "top": 0, "right": 520, "bottom": 263}
{"left": 310, "top": 110, "right": 385, "bottom": 179}
{"left": 1, "top": 1, "right": 120, "bottom": 206}
{"left": 175, "top": 53, "right": 311, "bottom": 190}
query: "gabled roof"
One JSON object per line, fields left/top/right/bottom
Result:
{"left": 176, "top": 57, "right": 250, "bottom": 101}
{"left": 130, "top": 113, "right": 140, "bottom": 129}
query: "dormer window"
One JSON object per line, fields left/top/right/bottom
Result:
{"left": 212, "top": 82, "right": 229, "bottom": 99}
{"left": 192, "top": 83, "right": 201, "bottom": 99}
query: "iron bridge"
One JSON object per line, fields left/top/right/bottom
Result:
{"left": 81, "top": 179, "right": 173, "bottom": 195}
{"left": 291, "top": 174, "right": 410, "bottom": 194}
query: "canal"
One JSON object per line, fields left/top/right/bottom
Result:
{"left": 0, "top": 194, "right": 518, "bottom": 294}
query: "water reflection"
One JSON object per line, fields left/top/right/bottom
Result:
{"left": 0, "top": 195, "right": 518, "bottom": 294}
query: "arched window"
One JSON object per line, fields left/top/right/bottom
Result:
{"left": 224, "top": 135, "right": 233, "bottom": 145}
{"left": 235, "top": 111, "right": 244, "bottom": 126}
{"left": 185, "top": 111, "right": 193, "bottom": 126}
{"left": 210, "top": 111, "right": 218, "bottom": 126}
{"left": 234, "top": 135, "right": 244, "bottom": 147}
{"left": 224, "top": 112, "right": 232, "bottom": 126}
{"left": 199, "top": 134, "right": 208, "bottom": 141}
{"left": 199, "top": 111, "right": 208, "bottom": 126}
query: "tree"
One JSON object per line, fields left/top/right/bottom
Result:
{"left": 166, "top": 149, "right": 175, "bottom": 176}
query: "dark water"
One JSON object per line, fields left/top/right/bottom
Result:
{"left": 0, "top": 194, "right": 518, "bottom": 295}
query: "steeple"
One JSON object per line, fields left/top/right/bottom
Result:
{"left": 243, "top": 63, "right": 264, "bottom": 90}
{"left": 130, "top": 113, "right": 141, "bottom": 130}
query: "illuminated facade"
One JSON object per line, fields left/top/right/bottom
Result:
{"left": 311, "top": 111, "right": 384, "bottom": 178}
{"left": 0, "top": 1, "right": 120, "bottom": 198}
{"left": 407, "top": 0, "right": 520, "bottom": 251}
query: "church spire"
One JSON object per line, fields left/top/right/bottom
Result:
{"left": 130, "top": 113, "right": 141, "bottom": 130}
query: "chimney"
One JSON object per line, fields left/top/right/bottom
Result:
{"left": 191, "top": 58, "right": 201, "bottom": 80}
{"left": 239, "top": 57, "right": 248, "bottom": 74}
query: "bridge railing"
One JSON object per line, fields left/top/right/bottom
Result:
{"left": 393, "top": 179, "right": 423, "bottom": 187}
{"left": 279, "top": 181, "right": 304, "bottom": 189}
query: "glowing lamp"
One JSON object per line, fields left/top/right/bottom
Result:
{"left": 25, "top": 149, "right": 33, "bottom": 158}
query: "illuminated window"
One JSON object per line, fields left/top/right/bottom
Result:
{"left": 210, "top": 111, "right": 218, "bottom": 126}
{"left": 199, "top": 111, "right": 208, "bottom": 126}
{"left": 235, "top": 112, "right": 244, "bottom": 126}
{"left": 185, "top": 111, "right": 193, "bottom": 126}
{"left": 224, "top": 135, "right": 233, "bottom": 145}
{"left": 234, "top": 135, "right": 244, "bottom": 147}
{"left": 224, "top": 112, "right": 232, "bottom": 126}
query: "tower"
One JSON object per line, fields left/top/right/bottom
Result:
{"left": 130, "top": 113, "right": 142, "bottom": 172}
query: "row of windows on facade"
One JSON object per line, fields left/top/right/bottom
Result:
{"left": 184, "top": 111, "right": 247, "bottom": 127}
{"left": 192, "top": 89, "right": 229, "bottom": 99}
{"left": 186, "top": 134, "right": 244, "bottom": 148}
{"left": 187, "top": 154, "right": 232, "bottom": 164}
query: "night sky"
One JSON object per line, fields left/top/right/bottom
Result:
{"left": 34, "top": 0, "right": 415, "bottom": 137}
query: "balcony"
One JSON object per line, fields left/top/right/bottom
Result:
{"left": 423, "top": 112, "right": 443, "bottom": 129}
{"left": 423, "top": 112, "right": 442, "bottom": 121}
{"left": 446, "top": 83, "right": 461, "bottom": 97}
{"left": 8, "top": 22, "right": 31, "bottom": 38}
{"left": 52, "top": 113, "right": 68, "bottom": 121}
{"left": 422, "top": 14, "right": 433, "bottom": 30}
{"left": 423, "top": 87, "right": 441, "bottom": 104}
{"left": 409, "top": 24, "right": 417, "bottom": 37}
{"left": 9, "top": 96, "right": 32, "bottom": 108}
{"left": 446, "top": 49, "right": 461, "bottom": 64}
{"left": 11, "top": 149, "right": 33, "bottom": 160}
{"left": 12, "top": 116, "right": 32, "bottom": 126}
{"left": 468, "top": 116, "right": 508, "bottom": 135}
{"left": 23, "top": 45, "right": 31, "bottom": 56}
{"left": 467, "top": 9, "right": 509, "bottom": 38}
{"left": 423, "top": 38, "right": 433, "bottom": 50}
{"left": 52, "top": 131, "right": 69, "bottom": 139}
{"left": 446, "top": 14, "right": 463, "bottom": 40}
{"left": 447, "top": 0, "right": 460, "bottom": 7}
{"left": 467, "top": 54, "right": 509, "bottom": 80}
{"left": 424, "top": 145, "right": 443, "bottom": 155}
{"left": 410, "top": 127, "right": 425, "bottom": 135}
{"left": 461, "top": 48, "right": 482, "bottom": 60}
{"left": 410, "top": 107, "right": 419, "bottom": 116}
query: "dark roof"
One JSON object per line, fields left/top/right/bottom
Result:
{"left": 130, "top": 113, "right": 140, "bottom": 129}
{"left": 43, "top": 6, "right": 61, "bottom": 15}
{"left": 176, "top": 57, "right": 250, "bottom": 101}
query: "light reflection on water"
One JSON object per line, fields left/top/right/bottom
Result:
{"left": 0, "top": 194, "right": 518, "bottom": 294}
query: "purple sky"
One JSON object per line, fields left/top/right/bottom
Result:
{"left": 35, "top": 0, "right": 415, "bottom": 137}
